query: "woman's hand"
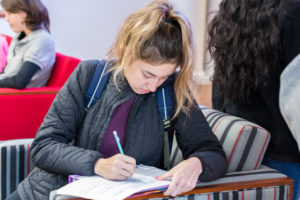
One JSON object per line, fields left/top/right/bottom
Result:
{"left": 94, "top": 154, "right": 136, "bottom": 180}
{"left": 156, "top": 157, "right": 202, "bottom": 197}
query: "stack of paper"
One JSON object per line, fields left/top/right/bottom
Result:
{"left": 52, "top": 165, "right": 171, "bottom": 200}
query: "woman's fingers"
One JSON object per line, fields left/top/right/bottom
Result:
{"left": 94, "top": 154, "right": 136, "bottom": 180}
{"left": 164, "top": 174, "right": 198, "bottom": 196}
{"left": 156, "top": 170, "right": 173, "bottom": 181}
{"left": 117, "top": 154, "right": 136, "bottom": 176}
{"left": 161, "top": 157, "right": 202, "bottom": 197}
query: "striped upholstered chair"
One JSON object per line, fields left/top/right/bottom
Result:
{"left": 165, "top": 107, "right": 293, "bottom": 200}
{"left": 191, "top": 107, "right": 293, "bottom": 200}
{"left": 0, "top": 139, "right": 34, "bottom": 199}
{"left": 1, "top": 107, "right": 294, "bottom": 200}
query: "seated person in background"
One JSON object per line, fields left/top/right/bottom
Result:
{"left": 0, "top": 10, "right": 4, "bottom": 18}
{"left": 207, "top": 0, "right": 300, "bottom": 199}
{"left": 6, "top": 1, "right": 227, "bottom": 200}
{"left": 0, "top": 0, "right": 55, "bottom": 89}
{"left": 280, "top": 53, "right": 300, "bottom": 152}
{"left": 0, "top": 35, "right": 8, "bottom": 72}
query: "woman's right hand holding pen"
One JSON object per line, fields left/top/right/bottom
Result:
{"left": 94, "top": 154, "right": 136, "bottom": 180}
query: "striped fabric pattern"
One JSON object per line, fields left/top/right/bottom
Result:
{"left": 169, "top": 107, "right": 270, "bottom": 172}
{"left": 146, "top": 185, "right": 289, "bottom": 200}
{"left": 201, "top": 108, "right": 270, "bottom": 172}
{"left": 0, "top": 139, "right": 34, "bottom": 200}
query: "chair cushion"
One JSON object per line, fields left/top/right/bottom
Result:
{"left": 0, "top": 93, "right": 57, "bottom": 140}
{"left": 46, "top": 53, "right": 81, "bottom": 87}
{"left": 0, "top": 139, "right": 34, "bottom": 199}
{"left": 202, "top": 107, "right": 270, "bottom": 172}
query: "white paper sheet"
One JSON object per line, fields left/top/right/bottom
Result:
{"left": 54, "top": 165, "right": 171, "bottom": 200}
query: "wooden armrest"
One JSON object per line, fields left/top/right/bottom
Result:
{"left": 127, "top": 177, "right": 293, "bottom": 200}
{"left": 0, "top": 87, "right": 61, "bottom": 95}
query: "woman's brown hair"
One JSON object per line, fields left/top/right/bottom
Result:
{"left": 108, "top": 0, "right": 195, "bottom": 118}
{"left": 1, "top": 0, "right": 50, "bottom": 32}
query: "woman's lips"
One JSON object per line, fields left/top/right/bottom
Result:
{"left": 140, "top": 88, "right": 150, "bottom": 94}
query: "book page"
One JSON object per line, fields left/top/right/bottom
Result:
{"left": 54, "top": 165, "right": 171, "bottom": 200}
{"left": 134, "top": 164, "right": 169, "bottom": 178}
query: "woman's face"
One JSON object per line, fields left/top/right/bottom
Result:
{"left": 4, "top": 10, "right": 27, "bottom": 33}
{"left": 124, "top": 59, "right": 177, "bottom": 94}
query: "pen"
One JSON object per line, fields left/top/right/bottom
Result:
{"left": 113, "top": 130, "right": 124, "bottom": 154}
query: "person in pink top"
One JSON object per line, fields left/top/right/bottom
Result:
{"left": 0, "top": 10, "right": 5, "bottom": 18}
{"left": 0, "top": 35, "right": 8, "bottom": 73}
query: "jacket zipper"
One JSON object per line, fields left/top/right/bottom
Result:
{"left": 123, "top": 95, "right": 146, "bottom": 154}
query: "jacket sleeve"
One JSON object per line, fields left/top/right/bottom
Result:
{"left": 0, "top": 61, "right": 39, "bottom": 89}
{"left": 30, "top": 60, "right": 103, "bottom": 176}
{"left": 173, "top": 102, "right": 227, "bottom": 181}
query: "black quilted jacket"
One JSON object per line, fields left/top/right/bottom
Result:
{"left": 17, "top": 60, "right": 227, "bottom": 200}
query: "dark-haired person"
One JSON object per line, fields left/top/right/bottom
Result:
{"left": 208, "top": 0, "right": 300, "bottom": 199}
{"left": 0, "top": 0, "right": 55, "bottom": 89}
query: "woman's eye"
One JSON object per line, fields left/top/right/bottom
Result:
{"left": 159, "top": 76, "right": 168, "bottom": 81}
{"left": 143, "top": 73, "right": 152, "bottom": 79}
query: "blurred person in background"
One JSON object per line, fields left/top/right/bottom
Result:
{"left": 0, "top": 34, "right": 8, "bottom": 72}
{"left": 0, "top": 0, "right": 55, "bottom": 89}
{"left": 208, "top": 0, "right": 300, "bottom": 199}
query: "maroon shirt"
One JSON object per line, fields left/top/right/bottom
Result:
{"left": 99, "top": 96, "right": 136, "bottom": 158}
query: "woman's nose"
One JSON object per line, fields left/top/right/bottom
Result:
{"left": 147, "top": 79, "right": 159, "bottom": 92}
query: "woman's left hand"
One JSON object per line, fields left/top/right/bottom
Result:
{"left": 156, "top": 157, "right": 202, "bottom": 197}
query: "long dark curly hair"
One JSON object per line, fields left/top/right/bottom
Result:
{"left": 208, "top": 0, "right": 288, "bottom": 104}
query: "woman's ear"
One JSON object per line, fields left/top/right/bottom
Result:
{"left": 20, "top": 11, "right": 27, "bottom": 23}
